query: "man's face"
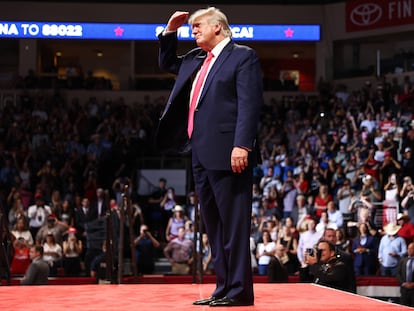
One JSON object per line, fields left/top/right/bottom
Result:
{"left": 317, "top": 242, "right": 334, "bottom": 263}
{"left": 191, "top": 16, "right": 220, "bottom": 50}
{"left": 29, "top": 248, "right": 39, "bottom": 260}
{"left": 323, "top": 230, "right": 337, "bottom": 244}
{"left": 408, "top": 243, "right": 414, "bottom": 257}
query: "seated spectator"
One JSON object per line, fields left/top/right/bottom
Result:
{"left": 163, "top": 226, "right": 194, "bottom": 275}
{"left": 62, "top": 227, "right": 83, "bottom": 276}
{"left": 21, "top": 245, "right": 49, "bottom": 285}
{"left": 10, "top": 238, "right": 30, "bottom": 275}
{"left": 43, "top": 232, "right": 63, "bottom": 276}
{"left": 256, "top": 230, "right": 276, "bottom": 276}
{"left": 134, "top": 224, "right": 160, "bottom": 275}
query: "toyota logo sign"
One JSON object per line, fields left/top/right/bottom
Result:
{"left": 350, "top": 3, "right": 382, "bottom": 26}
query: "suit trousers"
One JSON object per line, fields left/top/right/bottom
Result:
{"left": 192, "top": 148, "right": 254, "bottom": 303}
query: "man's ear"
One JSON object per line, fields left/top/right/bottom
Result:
{"left": 214, "top": 23, "right": 222, "bottom": 35}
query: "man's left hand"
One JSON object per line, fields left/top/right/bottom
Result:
{"left": 231, "top": 147, "right": 249, "bottom": 173}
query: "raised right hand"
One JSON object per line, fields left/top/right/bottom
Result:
{"left": 166, "top": 11, "right": 190, "bottom": 32}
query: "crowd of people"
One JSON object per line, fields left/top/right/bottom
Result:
{"left": 1, "top": 73, "right": 414, "bottom": 304}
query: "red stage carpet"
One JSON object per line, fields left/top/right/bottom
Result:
{"left": 1, "top": 283, "right": 411, "bottom": 311}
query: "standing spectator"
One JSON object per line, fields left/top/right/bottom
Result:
{"left": 7, "top": 197, "right": 26, "bottom": 230}
{"left": 21, "top": 245, "right": 49, "bottom": 285}
{"left": 378, "top": 223, "right": 407, "bottom": 276}
{"left": 10, "top": 238, "right": 30, "bottom": 275}
{"left": 396, "top": 242, "right": 414, "bottom": 307}
{"left": 337, "top": 178, "right": 355, "bottom": 222}
{"left": 291, "top": 194, "right": 311, "bottom": 233}
{"left": 379, "top": 152, "right": 401, "bottom": 192}
{"left": 91, "top": 188, "right": 108, "bottom": 219}
{"left": 62, "top": 227, "right": 83, "bottom": 276}
{"left": 160, "top": 187, "right": 177, "bottom": 239}
{"left": 277, "top": 223, "right": 299, "bottom": 274}
{"left": 201, "top": 233, "right": 214, "bottom": 275}
{"left": 43, "top": 232, "right": 63, "bottom": 276}
{"left": 11, "top": 217, "right": 33, "bottom": 245}
{"left": 352, "top": 223, "right": 378, "bottom": 276}
{"left": 314, "top": 184, "right": 332, "bottom": 218}
{"left": 147, "top": 177, "right": 167, "bottom": 240}
{"left": 134, "top": 224, "right": 160, "bottom": 275}
{"left": 185, "top": 191, "right": 197, "bottom": 223}
{"left": 267, "top": 244, "right": 289, "bottom": 282}
{"left": 165, "top": 205, "right": 188, "bottom": 242}
{"left": 397, "top": 213, "right": 414, "bottom": 246}
{"left": 400, "top": 178, "right": 414, "bottom": 224}
{"left": 326, "top": 201, "right": 344, "bottom": 229}
{"left": 27, "top": 194, "right": 52, "bottom": 238}
{"left": 163, "top": 226, "right": 194, "bottom": 275}
{"left": 255, "top": 230, "right": 276, "bottom": 276}
{"left": 401, "top": 147, "right": 414, "bottom": 181}
{"left": 297, "top": 216, "right": 323, "bottom": 273}
{"left": 35, "top": 213, "right": 68, "bottom": 246}
{"left": 281, "top": 178, "right": 297, "bottom": 219}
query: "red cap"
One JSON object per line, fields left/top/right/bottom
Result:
{"left": 47, "top": 213, "right": 57, "bottom": 219}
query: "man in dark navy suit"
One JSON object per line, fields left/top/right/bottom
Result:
{"left": 156, "top": 7, "right": 263, "bottom": 307}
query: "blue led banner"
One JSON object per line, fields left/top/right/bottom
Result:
{"left": 0, "top": 22, "right": 320, "bottom": 41}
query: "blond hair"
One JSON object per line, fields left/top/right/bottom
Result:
{"left": 188, "top": 7, "right": 232, "bottom": 38}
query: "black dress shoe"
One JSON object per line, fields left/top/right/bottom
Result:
{"left": 193, "top": 296, "right": 217, "bottom": 305}
{"left": 209, "top": 296, "right": 253, "bottom": 307}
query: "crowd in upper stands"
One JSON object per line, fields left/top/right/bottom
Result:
{"left": 1, "top": 73, "right": 414, "bottom": 288}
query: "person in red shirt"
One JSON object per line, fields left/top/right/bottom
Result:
{"left": 314, "top": 184, "right": 332, "bottom": 219}
{"left": 397, "top": 213, "right": 414, "bottom": 246}
{"left": 10, "top": 237, "right": 31, "bottom": 275}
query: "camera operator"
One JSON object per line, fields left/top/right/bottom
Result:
{"left": 305, "top": 240, "right": 353, "bottom": 292}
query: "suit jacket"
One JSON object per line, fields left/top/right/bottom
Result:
{"left": 351, "top": 235, "right": 377, "bottom": 267}
{"left": 397, "top": 256, "right": 414, "bottom": 285}
{"left": 156, "top": 32, "right": 263, "bottom": 170}
{"left": 21, "top": 257, "right": 49, "bottom": 285}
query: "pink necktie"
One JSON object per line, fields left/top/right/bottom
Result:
{"left": 187, "top": 52, "right": 214, "bottom": 138}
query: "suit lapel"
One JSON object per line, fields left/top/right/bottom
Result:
{"left": 197, "top": 41, "right": 234, "bottom": 106}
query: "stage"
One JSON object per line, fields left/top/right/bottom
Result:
{"left": 1, "top": 283, "right": 411, "bottom": 311}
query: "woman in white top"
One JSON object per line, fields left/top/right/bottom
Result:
{"left": 256, "top": 230, "right": 276, "bottom": 276}
{"left": 43, "top": 233, "right": 62, "bottom": 276}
